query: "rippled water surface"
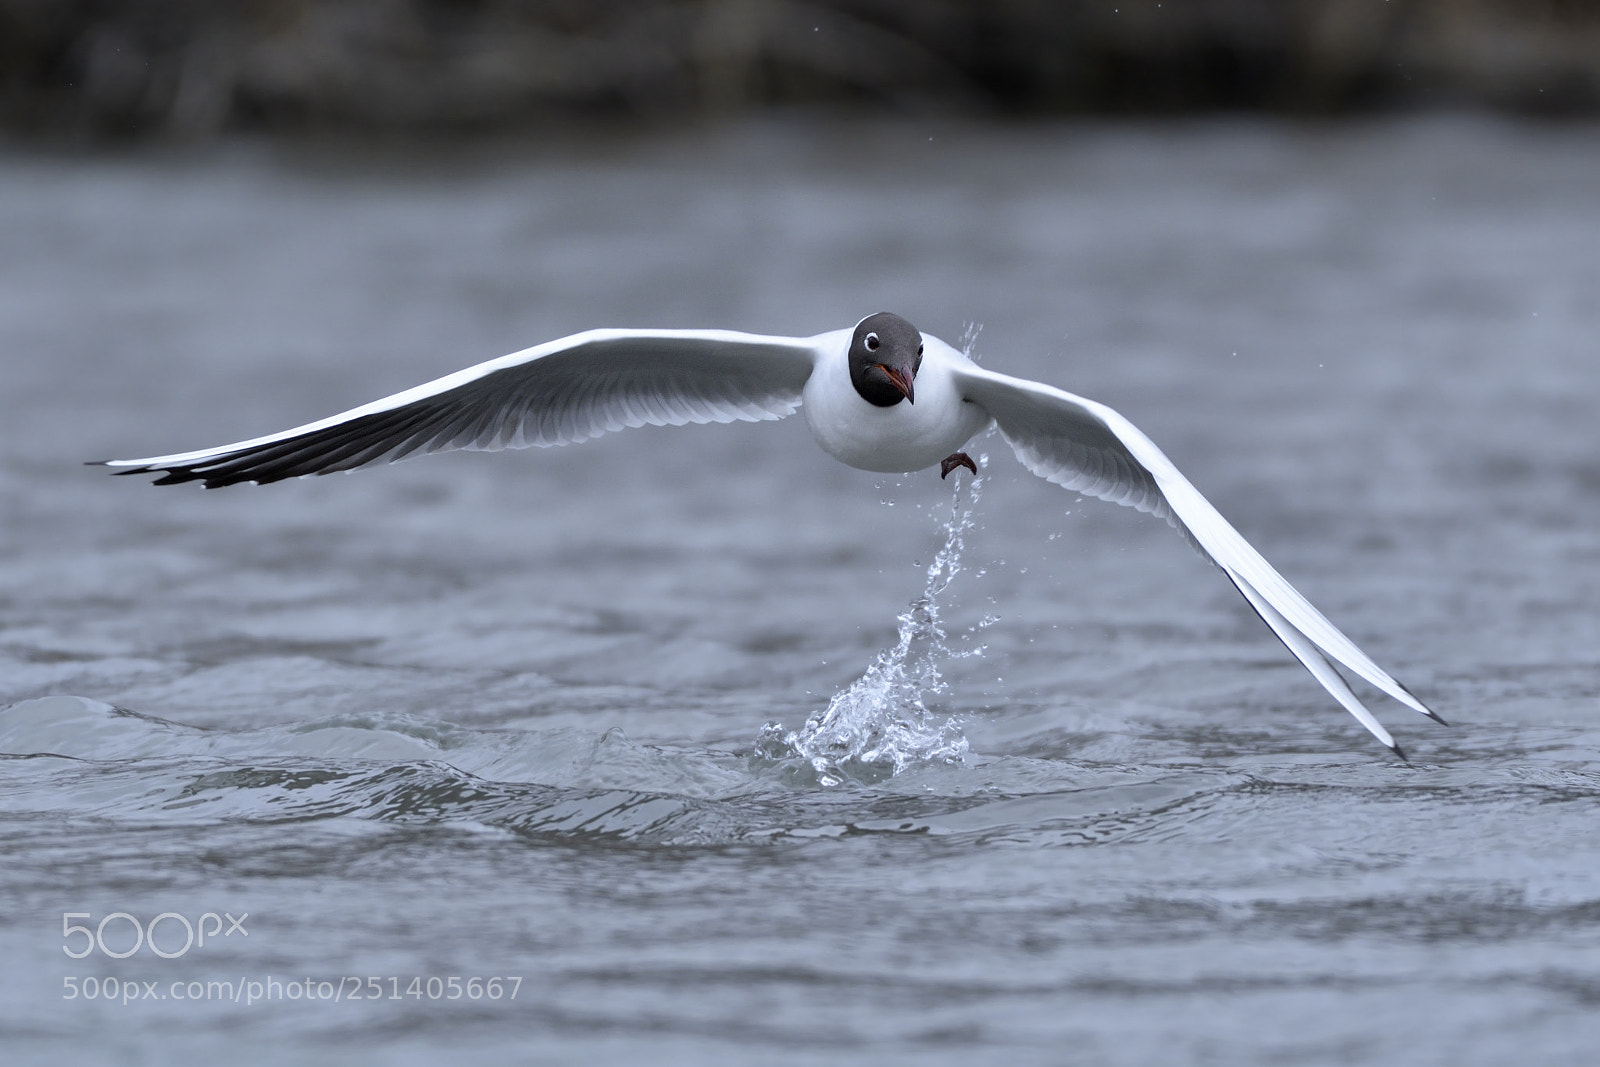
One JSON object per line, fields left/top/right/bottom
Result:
{"left": 3, "top": 119, "right": 1599, "bottom": 1065}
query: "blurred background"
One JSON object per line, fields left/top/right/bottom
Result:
{"left": 5, "top": 6, "right": 1600, "bottom": 1067}
{"left": 4, "top": 0, "right": 1600, "bottom": 138}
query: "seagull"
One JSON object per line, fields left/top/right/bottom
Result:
{"left": 95, "top": 312, "right": 1441, "bottom": 757}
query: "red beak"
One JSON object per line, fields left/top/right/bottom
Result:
{"left": 878, "top": 364, "right": 915, "bottom": 404}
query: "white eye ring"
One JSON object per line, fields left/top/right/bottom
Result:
{"left": 864, "top": 332, "right": 880, "bottom": 351}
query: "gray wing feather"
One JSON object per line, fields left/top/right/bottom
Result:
{"left": 97, "top": 329, "right": 819, "bottom": 488}
{"left": 954, "top": 362, "right": 1438, "bottom": 752}
{"left": 956, "top": 368, "right": 1168, "bottom": 516}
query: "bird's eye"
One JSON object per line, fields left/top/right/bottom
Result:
{"left": 916, "top": 343, "right": 924, "bottom": 356}
{"left": 864, "top": 333, "right": 880, "bottom": 351}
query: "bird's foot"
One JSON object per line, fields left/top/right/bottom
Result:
{"left": 940, "top": 452, "right": 978, "bottom": 479}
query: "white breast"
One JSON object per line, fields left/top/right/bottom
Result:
{"left": 802, "top": 333, "right": 992, "bottom": 473}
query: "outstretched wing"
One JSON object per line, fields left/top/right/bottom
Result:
{"left": 95, "top": 329, "right": 820, "bottom": 488}
{"left": 953, "top": 361, "right": 1440, "bottom": 756}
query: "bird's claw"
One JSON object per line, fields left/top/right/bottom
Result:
{"left": 940, "top": 452, "right": 978, "bottom": 479}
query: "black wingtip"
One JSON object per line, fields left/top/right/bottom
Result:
{"left": 88, "top": 460, "right": 156, "bottom": 479}
{"left": 1400, "top": 684, "right": 1449, "bottom": 726}
{"left": 1389, "top": 741, "right": 1411, "bottom": 764}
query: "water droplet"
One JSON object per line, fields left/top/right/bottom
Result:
{"left": 754, "top": 471, "right": 982, "bottom": 784}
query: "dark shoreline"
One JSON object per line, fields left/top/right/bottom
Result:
{"left": 5, "top": 0, "right": 1600, "bottom": 142}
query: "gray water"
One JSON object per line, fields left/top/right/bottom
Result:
{"left": 2, "top": 119, "right": 1598, "bottom": 1065}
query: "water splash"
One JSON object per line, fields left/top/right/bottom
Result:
{"left": 755, "top": 465, "right": 992, "bottom": 786}
{"left": 960, "top": 321, "right": 984, "bottom": 361}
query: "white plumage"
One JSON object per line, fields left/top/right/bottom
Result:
{"left": 98, "top": 316, "right": 1441, "bottom": 756}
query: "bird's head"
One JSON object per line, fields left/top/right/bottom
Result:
{"left": 848, "top": 312, "right": 923, "bottom": 407}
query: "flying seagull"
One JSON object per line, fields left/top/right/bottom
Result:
{"left": 95, "top": 312, "right": 1441, "bottom": 757}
